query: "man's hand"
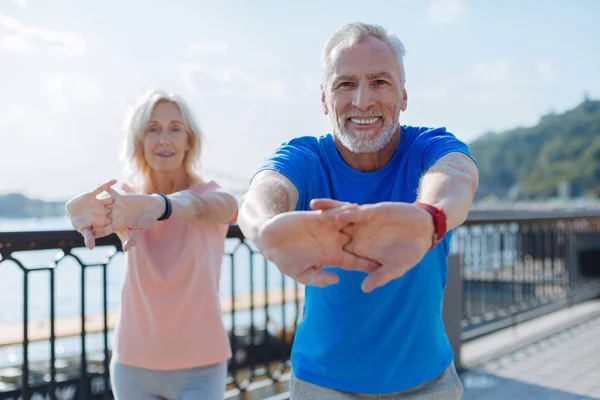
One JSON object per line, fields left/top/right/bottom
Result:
{"left": 94, "top": 186, "right": 165, "bottom": 252}
{"left": 258, "top": 202, "right": 380, "bottom": 288}
{"left": 65, "top": 180, "right": 117, "bottom": 250}
{"left": 312, "top": 199, "right": 434, "bottom": 293}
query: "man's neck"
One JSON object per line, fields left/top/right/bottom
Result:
{"left": 333, "top": 128, "right": 401, "bottom": 172}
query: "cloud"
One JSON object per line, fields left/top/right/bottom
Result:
{"left": 0, "top": 34, "right": 32, "bottom": 53}
{"left": 464, "top": 58, "right": 537, "bottom": 105}
{"left": 447, "top": 57, "right": 556, "bottom": 109}
{"left": 470, "top": 58, "right": 514, "bottom": 85}
{"left": 468, "top": 57, "right": 555, "bottom": 89}
{"left": 180, "top": 62, "right": 286, "bottom": 100}
{"left": 11, "top": 0, "right": 27, "bottom": 8}
{"left": 411, "top": 86, "right": 449, "bottom": 102}
{"left": 187, "top": 39, "right": 229, "bottom": 55}
{"left": 535, "top": 58, "right": 556, "bottom": 84}
{"left": 411, "top": 58, "right": 526, "bottom": 107}
{"left": 0, "top": 13, "right": 85, "bottom": 56}
{"left": 180, "top": 62, "right": 204, "bottom": 95}
{"left": 0, "top": 104, "right": 28, "bottom": 126}
{"left": 426, "top": 0, "right": 464, "bottom": 24}
{"left": 44, "top": 74, "right": 103, "bottom": 114}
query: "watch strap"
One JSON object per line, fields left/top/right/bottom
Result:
{"left": 414, "top": 202, "right": 447, "bottom": 249}
{"left": 156, "top": 193, "right": 172, "bottom": 221}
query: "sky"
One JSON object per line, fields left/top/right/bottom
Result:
{"left": 1, "top": 0, "right": 599, "bottom": 201}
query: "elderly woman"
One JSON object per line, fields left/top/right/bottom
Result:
{"left": 66, "top": 90, "right": 238, "bottom": 400}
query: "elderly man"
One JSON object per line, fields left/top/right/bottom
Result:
{"left": 238, "top": 22, "right": 478, "bottom": 399}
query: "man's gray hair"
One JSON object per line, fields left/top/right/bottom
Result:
{"left": 321, "top": 22, "right": 406, "bottom": 85}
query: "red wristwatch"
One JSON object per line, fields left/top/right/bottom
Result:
{"left": 414, "top": 202, "right": 447, "bottom": 249}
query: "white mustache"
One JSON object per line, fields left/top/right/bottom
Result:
{"left": 342, "top": 109, "right": 384, "bottom": 119}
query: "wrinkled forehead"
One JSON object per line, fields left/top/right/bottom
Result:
{"left": 326, "top": 37, "right": 402, "bottom": 82}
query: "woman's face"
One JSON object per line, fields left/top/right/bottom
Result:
{"left": 142, "top": 101, "right": 190, "bottom": 173}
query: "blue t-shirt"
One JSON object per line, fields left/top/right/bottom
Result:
{"left": 257, "top": 125, "right": 474, "bottom": 394}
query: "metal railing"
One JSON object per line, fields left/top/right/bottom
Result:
{"left": 1, "top": 213, "right": 600, "bottom": 399}
{"left": 0, "top": 226, "right": 300, "bottom": 399}
{"left": 457, "top": 214, "right": 600, "bottom": 339}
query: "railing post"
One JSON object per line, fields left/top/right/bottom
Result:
{"left": 443, "top": 254, "right": 464, "bottom": 370}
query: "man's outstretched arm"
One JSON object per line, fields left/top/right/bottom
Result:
{"left": 238, "top": 170, "right": 299, "bottom": 250}
{"left": 416, "top": 152, "right": 479, "bottom": 230}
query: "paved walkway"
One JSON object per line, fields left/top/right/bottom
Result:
{"left": 461, "top": 315, "right": 600, "bottom": 399}
{"left": 258, "top": 306, "right": 600, "bottom": 400}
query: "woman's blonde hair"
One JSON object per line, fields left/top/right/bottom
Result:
{"left": 120, "top": 90, "right": 204, "bottom": 193}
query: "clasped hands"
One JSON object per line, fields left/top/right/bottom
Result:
{"left": 258, "top": 198, "right": 436, "bottom": 293}
{"left": 65, "top": 180, "right": 165, "bottom": 252}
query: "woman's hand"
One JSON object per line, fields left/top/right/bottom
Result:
{"left": 95, "top": 186, "right": 165, "bottom": 252}
{"left": 65, "top": 180, "right": 117, "bottom": 250}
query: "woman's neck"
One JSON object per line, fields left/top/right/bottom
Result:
{"left": 147, "top": 169, "right": 194, "bottom": 195}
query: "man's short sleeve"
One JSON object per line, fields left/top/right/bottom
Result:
{"left": 415, "top": 127, "right": 477, "bottom": 172}
{"left": 254, "top": 137, "right": 319, "bottom": 207}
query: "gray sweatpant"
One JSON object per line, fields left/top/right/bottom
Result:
{"left": 109, "top": 360, "right": 227, "bottom": 400}
{"left": 289, "top": 362, "right": 464, "bottom": 399}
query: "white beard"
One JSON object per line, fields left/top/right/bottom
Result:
{"left": 336, "top": 116, "right": 398, "bottom": 154}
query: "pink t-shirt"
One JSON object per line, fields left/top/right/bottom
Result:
{"left": 111, "top": 180, "right": 232, "bottom": 370}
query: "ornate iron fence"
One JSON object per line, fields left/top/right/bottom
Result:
{"left": 1, "top": 213, "right": 599, "bottom": 399}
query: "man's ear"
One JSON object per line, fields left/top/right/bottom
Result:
{"left": 321, "top": 84, "right": 329, "bottom": 115}
{"left": 400, "top": 86, "right": 408, "bottom": 112}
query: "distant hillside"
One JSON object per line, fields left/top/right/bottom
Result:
{"left": 469, "top": 99, "right": 600, "bottom": 200}
{"left": 0, "top": 193, "right": 65, "bottom": 218}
